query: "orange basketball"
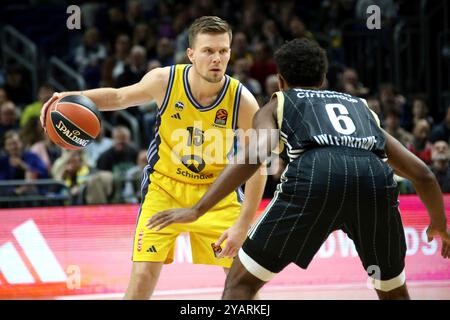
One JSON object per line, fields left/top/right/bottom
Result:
{"left": 45, "top": 95, "right": 101, "bottom": 150}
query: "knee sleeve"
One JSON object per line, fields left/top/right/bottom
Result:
{"left": 369, "top": 269, "right": 406, "bottom": 292}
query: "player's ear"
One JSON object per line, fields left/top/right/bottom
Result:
{"left": 186, "top": 48, "right": 194, "bottom": 63}
{"left": 319, "top": 74, "right": 327, "bottom": 89}
{"left": 277, "top": 74, "right": 286, "bottom": 90}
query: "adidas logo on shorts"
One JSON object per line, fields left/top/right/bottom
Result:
{"left": 147, "top": 245, "right": 157, "bottom": 253}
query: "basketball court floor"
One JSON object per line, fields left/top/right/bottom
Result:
{"left": 55, "top": 280, "right": 450, "bottom": 300}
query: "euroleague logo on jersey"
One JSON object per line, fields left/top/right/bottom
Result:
{"left": 214, "top": 109, "right": 228, "bottom": 126}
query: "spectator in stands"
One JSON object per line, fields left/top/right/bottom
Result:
{"left": 155, "top": 37, "right": 175, "bottom": 67}
{"left": 430, "top": 105, "right": 450, "bottom": 143}
{"left": 0, "top": 87, "right": 8, "bottom": 106}
{"left": 383, "top": 109, "right": 413, "bottom": 146}
{"left": 263, "top": 74, "right": 279, "bottom": 104}
{"left": 232, "top": 58, "right": 262, "bottom": 98}
{"left": 366, "top": 95, "right": 383, "bottom": 119}
{"left": 317, "top": 0, "right": 354, "bottom": 53}
{"left": 22, "top": 117, "right": 62, "bottom": 173}
{"left": 97, "top": 126, "right": 139, "bottom": 177}
{"left": 127, "top": 0, "right": 146, "bottom": 28}
{"left": 0, "top": 130, "right": 48, "bottom": 196}
{"left": 104, "top": 7, "right": 132, "bottom": 48}
{"left": 337, "top": 67, "right": 369, "bottom": 97}
{"left": 56, "top": 150, "right": 91, "bottom": 203}
{"left": 116, "top": 45, "right": 148, "bottom": 87}
{"left": 31, "top": 136, "right": 61, "bottom": 174}
{"left": 84, "top": 126, "right": 113, "bottom": 168}
{"left": 97, "top": 126, "right": 139, "bottom": 203}
{"left": 74, "top": 27, "right": 107, "bottom": 88}
{"left": 378, "top": 83, "right": 406, "bottom": 117}
{"left": 147, "top": 59, "right": 162, "bottom": 72}
{"left": 230, "top": 32, "right": 252, "bottom": 65}
{"left": 155, "top": 1, "right": 176, "bottom": 39}
{"left": 132, "top": 22, "right": 157, "bottom": 59}
{"left": 101, "top": 34, "right": 131, "bottom": 87}
{"left": 20, "top": 116, "right": 44, "bottom": 149}
{"left": 429, "top": 140, "right": 450, "bottom": 193}
{"left": 3, "top": 65, "right": 32, "bottom": 107}
{"left": 52, "top": 150, "right": 113, "bottom": 204}
{"left": 0, "top": 101, "right": 19, "bottom": 149}
{"left": 249, "top": 41, "right": 277, "bottom": 89}
{"left": 289, "top": 16, "right": 316, "bottom": 42}
{"left": 239, "top": 3, "right": 263, "bottom": 43}
{"left": 122, "top": 149, "right": 148, "bottom": 203}
{"left": 277, "top": 1, "right": 296, "bottom": 38}
{"left": 407, "top": 119, "right": 433, "bottom": 165}
{"left": 20, "top": 83, "right": 54, "bottom": 128}
{"left": 260, "top": 19, "right": 284, "bottom": 53}
{"left": 114, "top": 45, "right": 148, "bottom": 126}
{"left": 173, "top": 12, "right": 190, "bottom": 64}
{"left": 404, "top": 94, "right": 434, "bottom": 132}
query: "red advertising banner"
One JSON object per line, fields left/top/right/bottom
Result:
{"left": 0, "top": 195, "right": 449, "bottom": 299}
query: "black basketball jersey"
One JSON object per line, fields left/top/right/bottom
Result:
{"left": 274, "top": 88, "right": 386, "bottom": 161}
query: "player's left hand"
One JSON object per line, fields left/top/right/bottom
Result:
{"left": 426, "top": 225, "right": 450, "bottom": 258}
{"left": 146, "top": 208, "right": 200, "bottom": 231}
{"left": 215, "top": 223, "right": 249, "bottom": 259}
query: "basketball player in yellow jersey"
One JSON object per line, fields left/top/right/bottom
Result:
{"left": 40, "top": 16, "right": 266, "bottom": 299}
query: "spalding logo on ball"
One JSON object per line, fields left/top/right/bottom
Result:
{"left": 45, "top": 95, "right": 101, "bottom": 150}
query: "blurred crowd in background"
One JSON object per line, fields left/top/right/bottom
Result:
{"left": 0, "top": 0, "right": 449, "bottom": 208}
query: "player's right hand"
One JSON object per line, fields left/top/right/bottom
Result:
{"left": 40, "top": 92, "right": 61, "bottom": 132}
{"left": 426, "top": 225, "right": 450, "bottom": 258}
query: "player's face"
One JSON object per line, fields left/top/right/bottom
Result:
{"left": 188, "top": 32, "right": 231, "bottom": 83}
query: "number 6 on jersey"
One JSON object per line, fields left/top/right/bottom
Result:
{"left": 325, "top": 103, "right": 356, "bottom": 135}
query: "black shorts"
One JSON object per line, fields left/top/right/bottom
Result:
{"left": 243, "top": 146, "right": 407, "bottom": 281}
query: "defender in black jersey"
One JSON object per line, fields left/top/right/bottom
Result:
{"left": 148, "top": 39, "right": 450, "bottom": 300}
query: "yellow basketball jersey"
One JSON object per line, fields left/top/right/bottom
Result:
{"left": 146, "top": 64, "right": 242, "bottom": 185}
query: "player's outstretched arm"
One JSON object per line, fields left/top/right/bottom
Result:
{"left": 147, "top": 98, "right": 279, "bottom": 231}
{"left": 40, "top": 67, "right": 170, "bottom": 129}
{"left": 383, "top": 129, "right": 450, "bottom": 258}
{"left": 214, "top": 87, "right": 268, "bottom": 258}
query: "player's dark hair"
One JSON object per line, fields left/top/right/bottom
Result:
{"left": 274, "top": 38, "right": 328, "bottom": 87}
{"left": 188, "top": 16, "right": 232, "bottom": 47}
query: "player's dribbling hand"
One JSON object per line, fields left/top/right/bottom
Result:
{"left": 40, "top": 92, "right": 61, "bottom": 132}
{"left": 426, "top": 225, "right": 450, "bottom": 258}
{"left": 215, "top": 223, "right": 248, "bottom": 259}
{"left": 146, "top": 208, "right": 200, "bottom": 231}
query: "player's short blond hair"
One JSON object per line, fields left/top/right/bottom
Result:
{"left": 188, "top": 16, "right": 232, "bottom": 48}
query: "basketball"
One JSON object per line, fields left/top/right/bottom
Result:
{"left": 45, "top": 95, "right": 101, "bottom": 150}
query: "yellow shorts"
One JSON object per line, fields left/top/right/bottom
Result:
{"left": 132, "top": 171, "right": 242, "bottom": 268}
